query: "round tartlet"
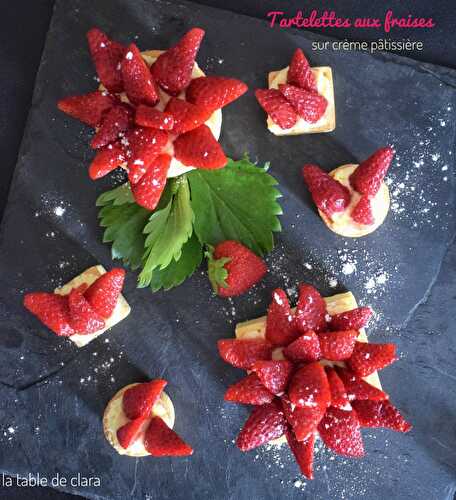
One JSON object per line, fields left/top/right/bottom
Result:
{"left": 103, "top": 383, "right": 175, "bottom": 457}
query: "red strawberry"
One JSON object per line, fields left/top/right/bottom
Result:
{"left": 186, "top": 76, "right": 248, "bottom": 111}
{"left": 164, "top": 97, "right": 211, "bottom": 134}
{"left": 224, "top": 373, "right": 274, "bottom": 405}
{"left": 353, "top": 400, "right": 412, "bottom": 432}
{"left": 236, "top": 401, "right": 286, "bottom": 451}
{"left": 294, "top": 283, "right": 327, "bottom": 334}
{"left": 265, "top": 289, "right": 298, "bottom": 347}
{"left": 131, "top": 154, "right": 171, "bottom": 211}
{"left": 67, "top": 289, "right": 105, "bottom": 334}
{"left": 90, "top": 104, "right": 132, "bottom": 149}
{"left": 121, "top": 44, "right": 159, "bottom": 106}
{"left": 173, "top": 124, "right": 227, "bottom": 169}
{"left": 251, "top": 360, "right": 293, "bottom": 395}
{"left": 317, "top": 330, "right": 358, "bottom": 361}
{"left": 325, "top": 367, "right": 350, "bottom": 410}
{"left": 135, "top": 105, "right": 174, "bottom": 130}
{"left": 57, "top": 91, "right": 116, "bottom": 127}
{"left": 347, "top": 342, "right": 397, "bottom": 377}
{"left": 351, "top": 195, "right": 374, "bottom": 225}
{"left": 330, "top": 307, "right": 372, "bottom": 331}
{"left": 279, "top": 84, "right": 327, "bottom": 123}
{"left": 286, "top": 429, "right": 315, "bottom": 479}
{"left": 318, "top": 407, "right": 365, "bottom": 457}
{"left": 302, "top": 164, "right": 351, "bottom": 218}
{"left": 124, "top": 127, "right": 168, "bottom": 184}
{"left": 287, "top": 48, "right": 317, "bottom": 93}
{"left": 88, "top": 142, "right": 126, "bottom": 180}
{"left": 208, "top": 240, "right": 267, "bottom": 297}
{"left": 350, "top": 146, "right": 394, "bottom": 197}
{"left": 144, "top": 416, "right": 193, "bottom": 456}
{"left": 87, "top": 28, "right": 125, "bottom": 93}
{"left": 283, "top": 331, "right": 321, "bottom": 363}
{"left": 288, "top": 362, "right": 330, "bottom": 410}
{"left": 282, "top": 397, "right": 324, "bottom": 441}
{"left": 255, "top": 88, "right": 298, "bottom": 130}
{"left": 117, "top": 416, "right": 148, "bottom": 449}
{"left": 122, "top": 379, "right": 167, "bottom": 420}
{"left": 84, "top": 268, "right": 126, "bottom": 318}
{"left": 152, "top": 28, "right": 205, "bottom": 95}
{"left": 23, "top": 292, "right": 75, "bottom": 337}
{"left": 336, "top": 368, "right": 388, "bottom": 401}
{"left": 218, "top": 339, "right": 273, "bottom": 370}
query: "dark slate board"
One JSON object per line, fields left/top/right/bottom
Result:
{"left": 0, "top": 0, "right": 455, "bottom": 498}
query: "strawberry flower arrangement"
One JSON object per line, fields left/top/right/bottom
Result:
{"left": 218, "top": 284, "right": 411, "bottom": 479}
{"left": 58, "top": 28, "right": 282, "bottom": 292}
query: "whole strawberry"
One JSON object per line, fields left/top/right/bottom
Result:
{"left": 350, "top": 146, "right": 394, "bottom": 197}
{"left": 207, "top": 240, "right": 267, "bottom": 297}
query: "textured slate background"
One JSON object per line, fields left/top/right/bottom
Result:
{"left": 0, "top": 0, "right": 455, "bottom": 499}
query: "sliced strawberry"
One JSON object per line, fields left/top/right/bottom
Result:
{"left": 23, "top": 292, "right": 75, "bottom": 337}
{"left": 236, "top": 400, "right": 286, "bottom": 452}
{"left": 165, "top": 97, "right": 211, "bottom": 135}
{"left": 325, "top": 367, "right": 350, "bottom": 410}
{"left": 286, "top": 429, "right": 315, "bottom": 479}
{"left": 122, "top": 379, "right": 167, "bottom": 420}
{"left": 255, "top": 88, "right": 298, "bottom": 130}
{"left": 264, "top": 289, "right": 298, "bottom": 347}
{"left": 67, "top": 289, "right": 105, "bottom": 334}
{"left": 84, "top": 268, "right": 125, "bottom": 318}
{"left": 224, "top": 373, "right": 274, "bottom": 405}
{"left": 173, "top": 124, "right": 227, "bottom": 169}
{"left": 251, "top": 360, "right": 293, "bottom": 395}
{"left": 90, "top": 104, "right": 132, "bottom": 149}
{"left": 121, "top": 44, "right": 159, "bottom": 106}
{"left": 317, "top": 330, "right": 358, "bottom": 361}
{"left": 287, "top": 48, "right": 317, "bottom": 93}
{"left": 330, "top": 307, "right": 372, "bottom": 331}
{"left": 336, "top": 368, "right": 388, "bottom": 401}
{"left": 152, "top": 28, "right": 205, "bottom": 95}
{"left": 318, "top": 407, "right": 365, "bottom": 457}
{"left": 89, "top": 142, "right": 126, "bottom": 180}
{"left": 144, "top": 416, "right": 193, "bottom": 456}
{"left": 302, "top": 164, "right": 351, "bottom": 218}
{"left": 186, "top": 76, "right": 248, "bottom": 111}
{"left": 353, "top": 400, "right": 412, "bottom": 432}
{"left": 283, "top": 331, "right": 321, "bottom": 363}
{"left": 57, "top": 91, "right": 116, "bottom": 127}
{"left": 294, "top": 283, "right": 327, "bottom": 334}
{"left": 279, "top": 84, "right": 327, "bottom": 123}
{"left": 117, "top": 416, "right": 147, "bottom": 449}
{"left": 131, "top": 154, "right": 171, "bottom": 211}
{"left": 87, "top": 28, "right": 125, "bottom": 93}
{"left": 282, "top": 397, "right": 324, "bottom": 441}
{"left": 208, "top": 240, "right": 267, "bottom": 297}
{"left": 135, "top": 105, "right": 174, "bottom": 130}
{"left": 217, "top": 339, "right": 273, "bottom": 370}
{"left": 124, "top": 127, "right": 168, "bottom": 184}
{"left": 347, "top": 342, "right": 397, "bottom": 377}
{"left": 288, "top": 362, "right": 330, "bottom": 410}
{"left": 351, "top": 195, "right": 374, "bottom": 225}
{"left": 350, "top": 146, "right": 394, "bottom": 197}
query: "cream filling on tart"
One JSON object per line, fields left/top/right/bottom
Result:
{"left": 267, "top": 66, "right": 335, "bottom": 135}
{"left": 103, "top": 383, "right": 175, "bottom": 457}
{"left": 319, "top": 164, "right": 390, "bottom": 238}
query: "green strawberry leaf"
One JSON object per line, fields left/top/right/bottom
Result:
{"left": 96, "top": 183, "right": 135, "bottom": 206}
{"left": 187, "top": 157, "right": 282, "bottom": 255}
{"left": 149, "top": 233, "right": 203, "bottom": 292}
{"left": 139, "top": 176, "right": 194, "bottom": 287}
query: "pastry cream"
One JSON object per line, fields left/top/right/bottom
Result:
{"left": 267, "top": 66, "right": 335, "bottom": 135}
{"left": 103, "top": 383, "right": 175, "bottom": 457}
{"left": 319, "top": 164, "right": 390, "bottom": 238}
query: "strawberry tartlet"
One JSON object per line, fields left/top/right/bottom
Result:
{"left": 302, "top": 146, "right": 394, "bottom": 237}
